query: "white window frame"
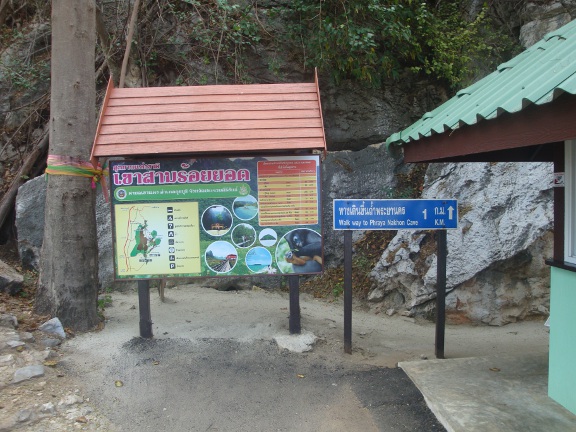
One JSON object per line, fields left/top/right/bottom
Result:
{"left": 566, "top": 140, "right": 576, "bottom": 265}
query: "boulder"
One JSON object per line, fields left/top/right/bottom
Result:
{"left": 369, "top": 162, "right": 554, "bottom": 325}
{"left": 0, "top": 259, "right": 23, "bottom": 295}
{"left": 15, "top": 175, "right": 46, "bottom": 270}
{"left": 95, "top": 191, "right": 116, "bottom": 291}
{"left": 38, "top": 317, "right": 66, "bottom": 339}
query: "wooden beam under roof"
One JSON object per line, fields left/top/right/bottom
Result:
{"left": 402, "top": 93, "right": 576, "bottom": 163}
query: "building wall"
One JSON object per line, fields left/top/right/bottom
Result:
{"left": 548, "top": 266, "right": 576, "bottom": 414}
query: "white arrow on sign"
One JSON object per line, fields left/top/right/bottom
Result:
{"left": 448, "top": 206, "right": 455, "bottom": 220}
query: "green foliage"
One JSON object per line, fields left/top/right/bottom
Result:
{"left": 272, "top": 0, "right": 516, "bottom": 88}
{"left": 98, "top": 294, "right": 113, "bottom": 310}
{"left": 95, "top": 0, "right": 516, "bottom": 89}
{"left": 332, "top": 281, "right": 344, "bottom": 298}
{"left": 165, "top": 0, "right": 262, "bottom": 83}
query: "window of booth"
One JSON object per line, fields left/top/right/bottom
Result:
{"left": 566, "top": 140, "right": 576, "bottom": 265}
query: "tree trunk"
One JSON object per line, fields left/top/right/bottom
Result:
{"left": 35, "top": 0, "right": 99, "bottom": 331}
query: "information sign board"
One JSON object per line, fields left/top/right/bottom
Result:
{"left": 333, "top": 199, "right": 458, "bottom": 230}
{"left": 110, "top": 156, "right": 323, "bottom": 279}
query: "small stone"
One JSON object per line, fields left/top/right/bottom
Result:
{"left": 274, "top": 331, "right": 318, "bottom": 353}
{"left": 0, "top": 354, "right": 15, "bottom": 366}
{"left": 400, "top": 310, "right": 413, "bottom": 317}
{"left": 0, "top": 314, "right": 18, "bottom": 329}
{"left": 386, "top": 308, "right": 396, "bottom": 316}
{"left": 16, "top": 409, "right": 33, "bottom": 423}
{"left": 40, "top": 338, "right": 61, "bottom": 348}
{"left": 75, "top": 416, "right": 88, "bottom": 424}
{"left": 367, "top": 288, "right": 385, "bottom": 302}
{"left": 39, "top": 317, "right": 66, "bottom": 339}
{"left": 40, "top": 402, "right": 57, "bottom": 415}
{"left": 80, "top": 406, "right": 93, "bottom": 415}
{"left": 0, "top": 260, "right": 23, "bottom": 295}
{"left": 19, "top": 332, "right": 34, "bottom": 342}
{"left": 13, "top": 365, "right": 45, "bottom": 383}
{"left": 7, "top": 340, "right": 25, "bottom": 348}
{"left": 32, "top": 381, "right": 47, "bottom": 391}
{"left": 420, "top": 354, "right": 428, "bottom": 360}
{"left": 44, "top": 348, "right": 59, "bottom": 358}
{"left": 59, "top": 394, "right": 83, "bottom": 407}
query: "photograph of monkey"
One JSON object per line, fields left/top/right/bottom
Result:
{"left": 276, "top": 228, "right": 323, "bottom": 274}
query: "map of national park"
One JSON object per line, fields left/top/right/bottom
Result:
{"left": 113, "top": 202, "right": 201, "bottom": 277}
{"left": 130, "top": 221, "right": 161, "bottom": 258}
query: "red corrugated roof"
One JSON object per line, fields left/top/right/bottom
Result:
{"left": 91, "top": 74, "right": 326, "bottom": 164}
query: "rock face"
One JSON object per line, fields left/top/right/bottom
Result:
{"left": 321, "top": 144, "right": 405, "bottom": 265}
{"left": 368, "top": 162, "right": 554, "bottom": 325}
{"left": 321, "top": 79, "right": 447, "bottom": 151}
{"left": 519, "top": 1, "right": 576, "bottom": 47}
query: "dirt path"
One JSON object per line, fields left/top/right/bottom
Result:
{"left": 1, "top": 286, "right": 549, "bottom": 431}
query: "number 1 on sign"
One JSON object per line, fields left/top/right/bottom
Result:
{"left": 423, "top": 209, "right": 427, "bottom": 220}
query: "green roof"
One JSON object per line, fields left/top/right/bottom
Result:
{"left": 386, "top": 18, "right": 576, "bottom": 147}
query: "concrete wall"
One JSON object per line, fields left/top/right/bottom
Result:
{"left": 548, "top": 266, "right": 576, "bottom": 414}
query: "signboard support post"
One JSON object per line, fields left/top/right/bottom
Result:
{"left": 344, "top": 230, "right": 353, "bottom": 354}
{"left": 334, "top": 199, "right": 457, "bottom": 357}
{"left": 288, "top": 275, "right": 301, "bottom": 334}
{"left": 138, "top": 280, "right": 153, "bottom": 338}
{"left": 435, "top": 230, "right": 447, "bottom": 359}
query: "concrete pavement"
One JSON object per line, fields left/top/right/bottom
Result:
{"left": 400, "top": 352, "right": 576, "bottom": 432}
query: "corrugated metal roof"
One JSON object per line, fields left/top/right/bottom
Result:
{"left": 91, "top": 74, "right": 326, "bottom": 163}
{"left": 386, "top": 18, "right": 576, "bottom": 147}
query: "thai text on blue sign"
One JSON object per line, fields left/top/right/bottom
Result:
{"left": 333, "top": 199, "right": 458, "bottom": 230}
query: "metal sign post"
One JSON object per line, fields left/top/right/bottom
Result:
{"left": 288, "top": 275, "right": 301, "bottom": 334}
{"left": 435, "top": 230, "right": 447, "bottom": 359}
{"left": 333, "top": 199, "right": 457, "bottom": 357}
{"left": 138, "top": 280, "right": 153, "bottom": 338}
{"left": 343, "top": 230, "right": 353, "bottom": 353}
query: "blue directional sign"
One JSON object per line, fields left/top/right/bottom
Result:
{"left": 333, "top": 199, "right": 458, "bottom": 230}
